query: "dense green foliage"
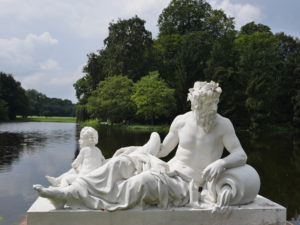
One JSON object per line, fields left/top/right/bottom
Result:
{"left": 0, "top": 72, "right": 75, "bottom": 121}
{"left": 26, "top": 89, "right": 75, "bottom": 117}
{"left": 74, "top": 0, "right": 300, "bottom": 129}
{"left": 87, "top": 76, "right": 135, "bottom": 123}
{"left": 0, "top": 99, "right": 8, "bottom": 121}
{"left": 131, "top": 72, "right": 176, "bottom": 124}
{"left": 0, "top": 72, "right": 29, "bottom": 120}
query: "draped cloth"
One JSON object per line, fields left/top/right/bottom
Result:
{"left": 64, "top": 153, "right": 190, "bottom": 211}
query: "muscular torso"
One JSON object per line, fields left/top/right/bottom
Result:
{"left": 167, "top": 112, "right": 226, "bottom": 185}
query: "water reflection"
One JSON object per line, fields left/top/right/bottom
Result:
{"left": 0, "top": 122, "right": 299, "bottom": 224}
{"left": 0, "top": 122, "right": 77, "bottom": 225}
{"left": 0, "top": 132, "right": 47, "bottom": 171}
{"left": 238, "top": 130, "right": 300, "bottom": 221}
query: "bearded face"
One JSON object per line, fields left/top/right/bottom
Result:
{"left": 187, "top": 81, "right": 222, "bottom": 132}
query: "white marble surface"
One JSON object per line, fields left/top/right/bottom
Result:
{"left": 33, "top": 82, "right": 260, "bottom": 212}
{"left": 27, "top": 195, "right": 286, "bottom": 225}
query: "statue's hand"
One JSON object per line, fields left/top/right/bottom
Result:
{"left": 202, "top": 159, "right": 225, "bottom": 182}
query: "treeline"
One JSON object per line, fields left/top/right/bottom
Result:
{"left": 0, "top": 72, "right": 75, "bottom": 121}
{"left": 74, "top": 0, "right": 300, "bottom": 129}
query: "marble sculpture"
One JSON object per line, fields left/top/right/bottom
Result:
{"left": 33, "top": 81, "right": 260, "bottom": 213}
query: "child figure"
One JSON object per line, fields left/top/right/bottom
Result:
{"left": 46, "top": 126, "right": 105, "bottom": 187}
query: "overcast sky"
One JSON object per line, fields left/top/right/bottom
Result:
{"left": 0, "top": 0, "right": 299, "bottom": 103}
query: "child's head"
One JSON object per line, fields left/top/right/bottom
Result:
{"left": 79, "top": 127, "right": 98, "bottom": 148}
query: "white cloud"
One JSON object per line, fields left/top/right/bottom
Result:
{"left": 0, "top": 32, "right": 58, "bottom": 69}
{"left": 40, "top": 59, "right": 60, "bottom": 71}
{"left": 20, "top": 73, "right": 46, "bottom": 86}
{"left": 0, "top": 0, "right": 169, "bottom": 39}
{"left": 209, "top": 0, "right": 262, "bottom": 28}
{"left": 48, "top": 64, "right": 84, "bottom": 86}
{"left": 0, "top": 0, "right": 171, "bottom": 102}
{"left": 16, "top": 63, "right": 84, "bottom": 102}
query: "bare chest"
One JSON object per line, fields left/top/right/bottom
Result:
{"left": 178, "top": 120, "right": 223, "bottom": 151}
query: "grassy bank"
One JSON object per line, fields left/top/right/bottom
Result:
{"left": 14, "top": 116, "right": 76, "bottom": 123}
{"left": 80, "top": 119, "right": 169, "bottom": 133}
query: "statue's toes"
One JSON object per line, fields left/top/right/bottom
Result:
{"left": 33, "top": 184, "right": 43, "bottom": 190}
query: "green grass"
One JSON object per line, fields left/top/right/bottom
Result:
{"left": 121, "top": 124, "right": 169, "bottom": 132}
{"left": 79, "top": 119, "right": 102, "bottom": 129}
{"left": 15, "top": 116, "right": 76, "bottom": 123}
{"left": 79, "top": 119, "right": 169, "bottom": 132}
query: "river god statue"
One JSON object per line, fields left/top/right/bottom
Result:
{"left": 33, "top": 81, "right": 260, "bottom": 212}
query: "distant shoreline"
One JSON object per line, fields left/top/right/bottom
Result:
{"left": 13, "top": 116, "right": 76, "bottom": 123}
{"left": 80, "top": 119, "right": 169, "bottom": 133}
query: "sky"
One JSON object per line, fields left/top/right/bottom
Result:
{"left": 0, "top": 0, "right": 299, "bottom": 103}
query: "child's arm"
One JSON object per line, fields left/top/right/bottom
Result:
{"left": 72, "top": 148, "right": 85, "bottom": 170}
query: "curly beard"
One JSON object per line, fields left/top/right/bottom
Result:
{"left": 193, "top": 108, "right": 217, "bottom": 133}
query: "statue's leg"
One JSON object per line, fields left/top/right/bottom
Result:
{"left": 33, "top": 184, "right": 68, "bottom": 209}
{"left": 81, "top": 155, "right": 136, "bottom": 195}
{"left": 45, "top": 168, "right": 77, "bottom": 186}
{"left": 102, "top": 171, "right": 169, "bottom": 211}
{"left": 60, "top": 174, "right": 78, "bottom": 187}
{"left": 33, "top": 184, "right": 66, "bottom": 199}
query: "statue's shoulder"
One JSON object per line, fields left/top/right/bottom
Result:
{"left": 215, "top": 114, "right": 235, "bottom": 132}
{"left": 170, "top": 112, "right": 191, "bottom": 130}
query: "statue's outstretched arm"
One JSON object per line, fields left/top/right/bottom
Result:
{"left": 157, "top": 115, "right": 182, "bottom": 158}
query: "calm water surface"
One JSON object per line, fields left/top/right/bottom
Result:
{"left": 0, "top": 122, "right": 299, "bottom": 224}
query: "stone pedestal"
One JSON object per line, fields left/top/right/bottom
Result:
{"left": 27, "top": 195, "right": 286, "bottom": 225}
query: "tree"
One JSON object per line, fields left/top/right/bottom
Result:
{"left": 0, "top": 99, "right": 8, "bottom": 121}
{"left": 26, "top": 89, "right": 75, "bottom": 117}
{"left": 174, "top": 31, "right": 214, "bottom": 112}
{"left": 131, "top": 72, "right": 176, "bottom": 124}
{"left": 204, "top": 31, "right": 249, "bottom": 126}
{"left": 156, "top": 0, "right": 234, "bottom": 114}
{"left": 26, "top": 89, "right": 47, "bottom": 116}
{"left": 158, "top": 0, "right": 212, "bottom": 36}
{"left": 292, "top": 67, "right": 300, "bottom": 128}
{"left": 83, "top": 52, "right": 106, "bottom": 90}
{"left": 87, "top": 76, "right": 135, "bottom": 123}
{"left": 73, "top": 74, "right": 93, "bottom": 104}
{"left": 234, "top": 32, "right": 280, "bottom": 129}
{"left": 240, "top": 22, "right": 272, "bottom": 36}
{"left": 154, "top": 31, "right": 215, "bottom": 113}
{"left": 203, "top": 9, "right": 234, "bottom": 40}
{"left": 273, "top": 33, "right": 300, "bottom": 124}
{"left": 158, "top": 0, "right": 234, "bottom": 39}
{"left": 102, "top": 16, "right": 154, "bottom": 81}
{"left": 0, "top": 72, "right": 29, "bottom": 119}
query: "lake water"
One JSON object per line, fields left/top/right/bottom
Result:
{"left": 0, "top": 122, "right": 299, "bottom": 224}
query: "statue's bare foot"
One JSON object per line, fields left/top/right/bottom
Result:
{"left": 33, "top": 184, "right": 65, "bottom": 209}
{"left": 33, "top": 184, "right": 49, "bottom": 197}
{"left": 45, "top": 176, "right": 59, "bottom": 187}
